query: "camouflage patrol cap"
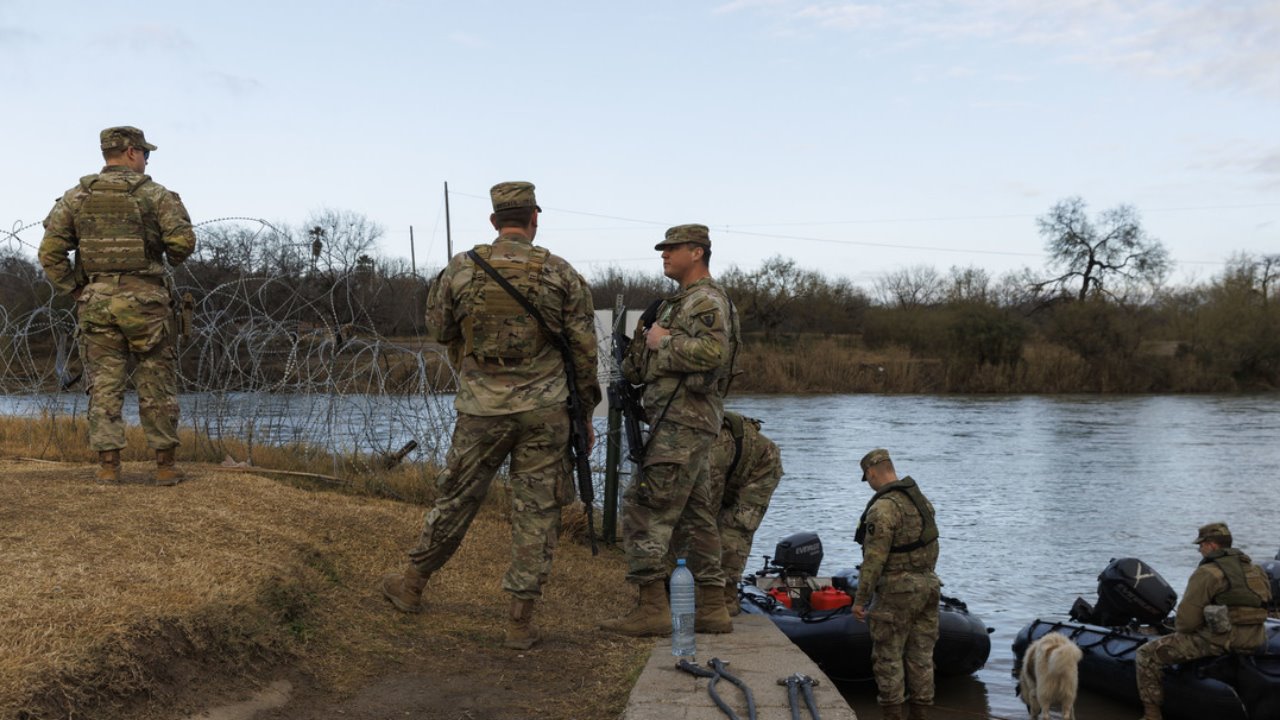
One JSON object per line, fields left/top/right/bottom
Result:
{"left": 654, "top": 224, "right": 711, "bottom": 250}
{"left": 100, "top": 126, "right": 157, "bottom": 152}
{"left": 1193, "top": 522, "right": 1231, "bottom": 545}
{"left": 490, "top": 182, "right": 541, "bottom": 213}
{"left": 859, "top": 448, "right": 891, "bottom": 483}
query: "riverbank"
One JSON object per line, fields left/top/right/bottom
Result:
{"left": 730, "top": 334, "right": 1261, "bottom": 393}
{"left": 0, "top": 455, "right": 650, "bottom": 720}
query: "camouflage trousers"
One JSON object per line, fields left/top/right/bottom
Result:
{"left": 78, "top": 277, "right": 179, "bottom": 452}
{"left": 1134, "top": 627, "right": 1263, "bottom": 706}
{"left": 868, "top": 572, "right": 941, "bottom": 706}
{"left": 623, "top": 422, "right": 724, "bottom": 587}
{"left": 408, "top": 405, "right": 571, "bottom": 601}
{"left": 670, "top": 442, "right": 783, "bottom": 583}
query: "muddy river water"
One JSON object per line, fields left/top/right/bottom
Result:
{"left": 726, "top": 393, "right": 1280, "bottom": 719}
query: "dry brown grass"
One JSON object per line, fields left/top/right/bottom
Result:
{"left": 0, "top": 414, "right": 443, "bottom": 505}
{"left": 0, "top": 421, "right": 650, "bottom": 720}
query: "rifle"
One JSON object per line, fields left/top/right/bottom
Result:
{"left": 611, "top": 299, "right": 662, "bottom": 465}
{"left": 466, "top": 250, "right": 598, "bottom": 555}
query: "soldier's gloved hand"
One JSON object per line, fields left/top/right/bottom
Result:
{"left": 644, "top": 324, "right": 670, "bottom": 350}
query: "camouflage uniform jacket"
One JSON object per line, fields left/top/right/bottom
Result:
{"left": 622, "top": 277, "right": 738, "bottom": 435}
{"left": 39, "top": 165, "right": 195, "bottom": 295}
{"left": 709, "top": 412, "right": 783, "bottom": 512}
{"left": 853, "top": 476, "right": 939, "bottom": 607}
{"left": 1175, "top": 548, "right": 1271, "bottom": 645}
{"left": 427, "top": 232, "right": 601, "bottom": 416}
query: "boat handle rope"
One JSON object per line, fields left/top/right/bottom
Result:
{"left": 710, "top": 657, "right": 758, "bottom": 720}
{"left": 777, "top": 673, "right": 822, "bottom": 720}
{"left": 675, "top": 657, "right": 758, "bottom": 720}
{"left": 1029, "top": 618, "right": 1146, "bottom": 657}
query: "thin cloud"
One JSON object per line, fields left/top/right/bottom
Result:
{"left": 713, "top": 0, "right": 791, "bottom": 15}
{"left": 723, "top": 1, "right": 1280, "bottom": 98}
{"left": 207, "top": 71, "right": 263, "bottom": 97}
{"left": 0, "top": 25, "right": 37, "bottom": 44}
{"left": 448, "top": 30, "right": 487, "bottom": 49}
{"left": 128, "top": 24, "right": 195, "bottom": 54}
{"left": 795, "top": 3, "right": 886, "bottom": 30}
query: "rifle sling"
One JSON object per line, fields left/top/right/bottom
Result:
{"left": 467, "top": 249, "right": 572, "bottom": 359}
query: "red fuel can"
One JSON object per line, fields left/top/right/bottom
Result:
{"left": 768, "top": 587, "right": 793, "bottom": 608}
{"left": 810, "top": 586, "right": 852, "bottom": 610}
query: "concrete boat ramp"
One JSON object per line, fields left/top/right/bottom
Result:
{"left": 622, "top": 613, "right": 857, "bottom": 719}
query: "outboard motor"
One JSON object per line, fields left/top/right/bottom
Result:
{"left": 754, "top": 532, "right": 824, "bottom": 611}
{"left": 772, "top": 532, "right": 823, "bottom": 576}
{"left": 1070, "top": 557, "right": 1177, "bottom": 627}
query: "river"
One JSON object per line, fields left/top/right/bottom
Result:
{"left": 725, "top": 393, "right": 1280, "bottom": 720}
{"left": 5, "top": 391, "right": 1278, "bottom": 717}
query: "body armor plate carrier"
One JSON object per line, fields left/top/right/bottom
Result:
{"left": 462, "top": 243, "right": 550, "bottom": 361}
{"left": 73, "top": 174, "right": 152, "bottom": 274}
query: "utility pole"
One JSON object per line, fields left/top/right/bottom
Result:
{"left": 444, "top": 181, "right": 453, "bottom": 261}
{"left": 409, "top": 225, "right": 416, "bottom": 277}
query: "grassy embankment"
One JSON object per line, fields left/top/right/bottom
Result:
{"left": 730, "top": 334, "right": 1235, "bottom": 394}
{"left": 0, "top": 415, "right": 649, "bottom": 720}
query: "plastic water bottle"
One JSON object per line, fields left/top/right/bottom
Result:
{"left": 670, "top": 558, "right": 696, "bottom": 657}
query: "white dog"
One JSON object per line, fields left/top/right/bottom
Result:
{"left": 1019, "top": 631, "right": 1084, "bottom": 720}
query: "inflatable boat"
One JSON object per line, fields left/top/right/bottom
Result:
{"left": 737, "top": 532, "right": 992, "bottom": 683}
{"left": 1013, "top": 555, "right": 1280, "bottom": 720}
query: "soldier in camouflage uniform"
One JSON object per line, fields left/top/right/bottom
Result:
{"left": 601, "top": 224, "right": 740, "bottom": 637}
{"left": 1134, "top": 522, "right": 1272, "bottom": 720}
{"left": 38, "top": 127, "right": 195, "bottom": 486}
{"left": 668, "top": 411, "right": 784, "bottom": 616}
{"left": 852, "top": 449, "right": 940, "bottom": 720}
{"left": 380, "top": 182, "right": 600, "bottom": 651}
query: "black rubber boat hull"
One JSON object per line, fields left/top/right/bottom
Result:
{"left": 740, "top": 581, "right": 991, "bottom": 683}
{"left": 1013, "top": 618, "right": 1280, "bottom": 720}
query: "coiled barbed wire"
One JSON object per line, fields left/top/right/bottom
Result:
{"left": 2, "top": 216, "right": 623, "bottom": 487}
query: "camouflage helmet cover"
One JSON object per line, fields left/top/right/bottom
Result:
{"left": 490, "top": 181, "right": 541, "bottom": 213}
{"left": 654, "top": 223, "right": 711, "bottom": 250}
{"left": 1193, "top": 522, "right": 1232, "bottom": 545}
{"left": 860, "top": 448, "right": 891, "bottom": 483}
{"left": 100, "top": 126, "right": 157, "bottom": 152}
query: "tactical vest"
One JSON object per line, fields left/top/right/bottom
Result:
{"left": 1204, "top": 549, "right": 1270, "bottom": 625}
{"left": 854, "top": 478, "right": 939, "bottom": 553}
{"left": 73, "top": 173, "right": 152, "bottom": 274}
{"left": 461, "top": 242, "right": 549, "bottom": 361}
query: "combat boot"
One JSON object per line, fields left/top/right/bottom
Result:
{"left": 880, "top": 703, "right": 907, "bottom": 720}
{"left": 724, "top": 581, "right": 741, "bottom": 617}
{"left": 599, "top": 581, "right": 669, "bottom": 636}
{"left": 95, "top": 450, "right": 121, "bottom": 483}
{"left": 1139, "top": 703, "right": 1163, "bottom": 720}
{"left": 153, "top": 448, "right": 185, "bottom": 486}
{"left": 907, "top": 703, "right": 930, "bottom": 720}
{"left": 504, "top": 598, "right": 540, "bottom": 650}
{"left": 380, "top": 566, "right": 430, "bottom": 613}
{"left": 696, "top": 584, "right": 733, "bottom": 633}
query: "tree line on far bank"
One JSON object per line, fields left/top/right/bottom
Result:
{"left": 2, "top": 198, "right": 1276, "bottom": 393}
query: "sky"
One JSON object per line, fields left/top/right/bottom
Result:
{"left": 2, "top": 0, "right": 1277, "bottom": 288}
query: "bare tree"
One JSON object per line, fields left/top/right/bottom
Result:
{"left": 945, "top": 265, "right": 992, "bottom": 304}
{"left": 304, "top": 208, "right": 384, "bottom": 274}
{"left": 1037, "top": 197, "right": 1170, "bottom": 301}
{"left": 721, "top": 256, "right": 823, "bottom": 338}
{"left": 874, "top": 264, "right": 943, "bottom": 308}
{"left": 1221, "top": 252, "right": 1280, "bottom": 308}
